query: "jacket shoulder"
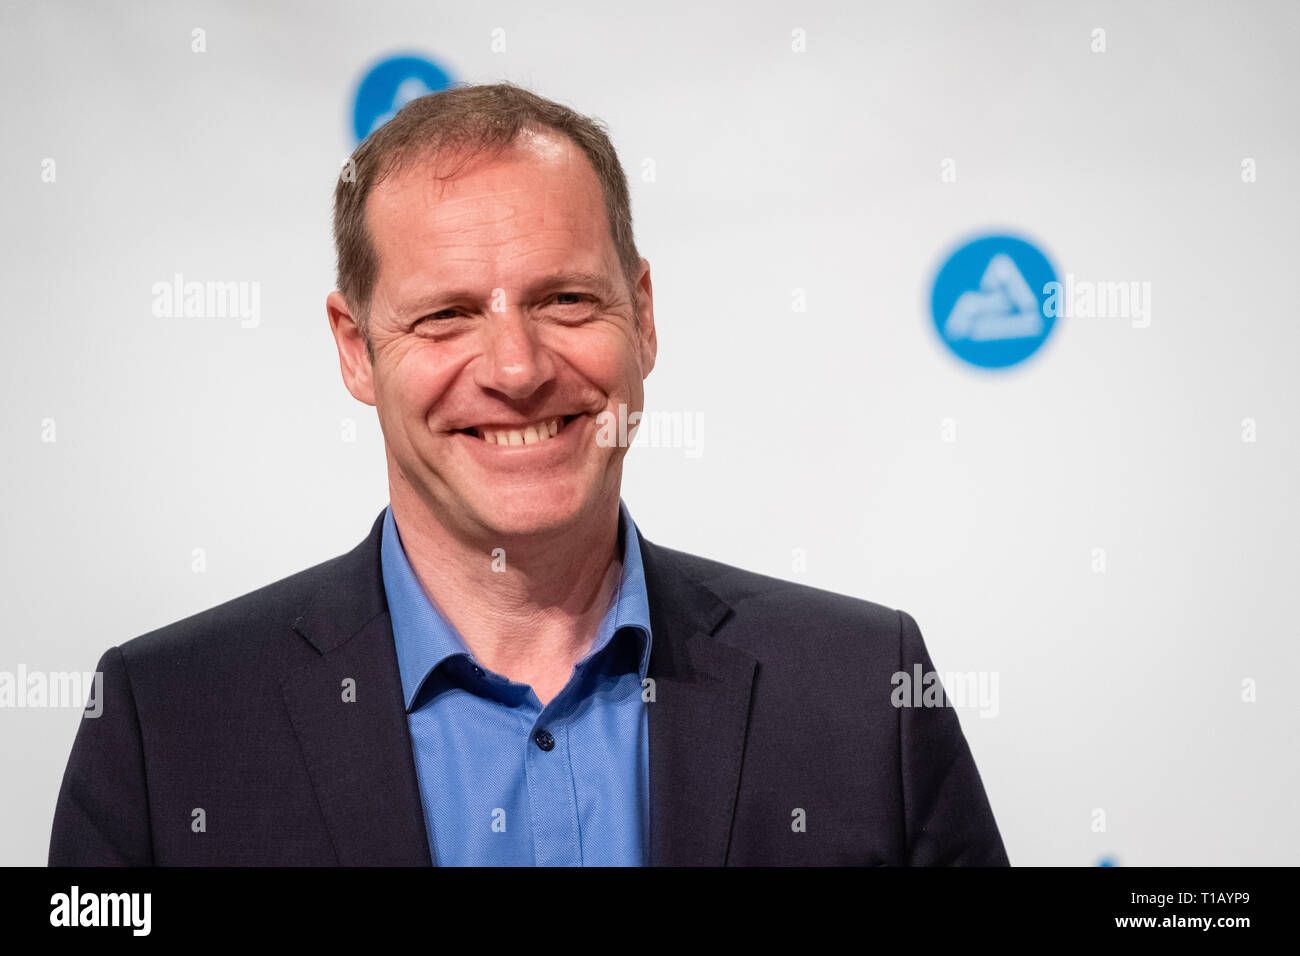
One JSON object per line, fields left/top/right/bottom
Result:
{"left": 117, "top": 543, "right": 360, "bottom": 670}
{"left": 650, "top": 542, "right": 904, "bottom": 637}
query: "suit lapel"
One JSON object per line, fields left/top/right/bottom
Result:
{"left": 280, "top": 510, "right": 433, "bottom": 866}
{"left": 639, "top": 533, "right": 756, "bottom": 866}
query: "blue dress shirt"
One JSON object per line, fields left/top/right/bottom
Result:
{"left": 380, "top": 499, "right": 653, "bottom": 866}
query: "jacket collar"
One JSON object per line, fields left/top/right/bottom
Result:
{"left": 283, "top": 507, "right": 756, "bottom": 866}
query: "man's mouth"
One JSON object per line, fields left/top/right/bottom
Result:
{"left": 454, "top": 414, "right": 582, "bottom": 446}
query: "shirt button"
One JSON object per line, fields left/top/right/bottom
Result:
{"left": 533, "top": 729, "right": 555, "bottom": 752}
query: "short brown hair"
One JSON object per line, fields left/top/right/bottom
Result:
{"left": 332, "top": 82, "right": 641, "bottom": 354}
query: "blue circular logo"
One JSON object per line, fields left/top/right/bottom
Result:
{"left": 352, "top": 54, "right": 453, "bottom": 143}
{"left": 930, "top": 233, "right": 1059, "bottom": 370}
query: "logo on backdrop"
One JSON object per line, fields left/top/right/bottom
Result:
{"left": 930, "top": 234, "right": 1059, "bottom": 370}
{"left": 352, "top": 54, "right": 453, "bottom": 143}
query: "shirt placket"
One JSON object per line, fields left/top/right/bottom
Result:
{"left": 523, "top": 706, "right": 582, "bottom": 866}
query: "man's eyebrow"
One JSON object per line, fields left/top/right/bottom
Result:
{"left": 395, "top": 290, "right": 475, "bottom": 320}
{"left": 523, "top": 271, "right": 619, "bottom": 298}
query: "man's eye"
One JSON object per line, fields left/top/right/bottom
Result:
{"left": 551, "top": 292, "right": 588, "bottom": 306}
{"left": 417, "top": 309, "right": 461, "bottom": 324}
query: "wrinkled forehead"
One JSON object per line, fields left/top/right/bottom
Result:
{"left": 366, "top": 130, "right": 606, "bottom": 245}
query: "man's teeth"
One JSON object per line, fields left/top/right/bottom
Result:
{"left": 475, "top": 417, "right": 563, "bottom": 446}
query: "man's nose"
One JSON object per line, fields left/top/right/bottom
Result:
{"left": 473, "top": 307, "right": 556, "bottom": 399}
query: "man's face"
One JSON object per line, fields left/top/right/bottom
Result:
{"left": 328, "top": 129, "right": 656, "bottom": 541}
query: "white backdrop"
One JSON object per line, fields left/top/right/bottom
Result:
{"left": 2, "top": 0, "right": 1297, "bottom": 866}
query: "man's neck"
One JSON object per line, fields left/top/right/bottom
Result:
{"left": 388, "top": 485, "right": 625, "bottom": 705}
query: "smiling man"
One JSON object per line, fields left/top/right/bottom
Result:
{"left": 49, "top": 83, "right": 1009, "bottom": 867}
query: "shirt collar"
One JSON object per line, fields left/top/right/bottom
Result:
{"left": 381, "top": 499, "right": 654, "bottom": 712}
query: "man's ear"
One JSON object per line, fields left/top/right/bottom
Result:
{"left": 633, "top": 258, "right": 657, "bottom": 379}
{"left": 326, "top": 290, "right": 376, "bottom": 406}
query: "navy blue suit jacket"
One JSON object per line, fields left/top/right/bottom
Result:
{"left": 49, "top": 509, "right": 1010, "bottom": 866}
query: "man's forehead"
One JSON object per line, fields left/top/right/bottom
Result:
{"left": 370, "top": 132, "right": 597, "bottom": 224}
{"left": 363, "top": 134, "right": 619, "bottom": 307}
{"left": 513, "top": 126, "right": 579, "bottom": 164}
{"left": 366, "top": 180, "right": 607, "bottom": 267}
